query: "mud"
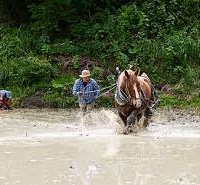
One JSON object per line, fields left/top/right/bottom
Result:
{"left": 0, "top": 108, "right": 200, "bottom": 185}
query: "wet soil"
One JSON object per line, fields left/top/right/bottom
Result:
{"left": 0, "top": 108, "right": 200, "bottom": 185}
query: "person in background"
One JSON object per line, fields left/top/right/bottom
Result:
{"left": 72, "top": 70, "right": 100, "bottom": 112}
{"left": 0, "top": 90, "right": 12, "bottom": 110}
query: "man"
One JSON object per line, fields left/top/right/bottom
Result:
{"left": 72, "top": 70, "right": 100, "bottom": 112}
{"left": 0, "top": 90, "right": 12, "bottom": 110}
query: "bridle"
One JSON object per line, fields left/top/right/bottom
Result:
{"left": 124, "top": 77, "right": 142, "bottom": 107}
{"left": 115, "top": 75, "right": 142, "bottom": 108}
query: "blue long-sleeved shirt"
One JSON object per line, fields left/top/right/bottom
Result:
{"left": 0, "top": 90, "right": 12, "bottom": 99}
{"left": 72, "top": 78, "right": 100, "bottom": 105}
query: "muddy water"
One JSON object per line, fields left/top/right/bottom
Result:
{"left": 0, "top": 108, "right": 200, "bottom": 185}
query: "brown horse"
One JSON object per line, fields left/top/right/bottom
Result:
{"left": 115, "top": 67, "right": 153, "bottom": 134}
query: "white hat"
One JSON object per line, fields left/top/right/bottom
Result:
{"left": 79, "top": 70, "right": 91, "bottom": 78}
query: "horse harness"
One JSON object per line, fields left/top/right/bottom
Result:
{"left": 115, "top": 81, "right": 150, "bottom": 107}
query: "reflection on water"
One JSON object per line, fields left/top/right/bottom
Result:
{"left": 0, "top": 108, "right": 200, "bottom": 185}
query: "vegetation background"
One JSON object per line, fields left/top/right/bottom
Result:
{"left": 0, "top": 0, "right": 199, "bottom": 109}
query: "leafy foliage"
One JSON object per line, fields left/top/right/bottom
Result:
{"left": 0, "top": 0, "right": 200, "bottom": 108}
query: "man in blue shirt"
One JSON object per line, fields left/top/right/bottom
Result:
{"left": 0, "top": 90, "right": 12, "bottom": 110}
{"left": 72, "top": 70, "right": 100, "bottom": 112}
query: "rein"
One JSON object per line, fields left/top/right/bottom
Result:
{"left": 79, "top": 84, "right": 116, "bottom": 98}
{"left": 98, "top": 84, "right": 116, "bottom": 97}
{"left": 124, "top": 80, "right": 141, "bottom": 102}
{"left": 115, "top": 78, "right": 142, "bottom": 106}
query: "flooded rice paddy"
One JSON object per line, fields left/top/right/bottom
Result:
{"left": 0, "top": 108, "right": 200, "bottom": 185}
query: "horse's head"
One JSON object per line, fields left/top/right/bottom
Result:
{"left": 118, "top": 67, "right": 142, "bottom": 108}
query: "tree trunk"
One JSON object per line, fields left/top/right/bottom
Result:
{"left": 0, "top": 0, "right": 29, "bottom": 25}
{"left": 0, "top": 0, "right": 13, "bottom": 24}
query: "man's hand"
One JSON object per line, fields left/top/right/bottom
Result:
{"left": 78, "top": 91, "right": 83, "bottom": 96}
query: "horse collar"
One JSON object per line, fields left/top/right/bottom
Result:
{"left": 115, "top": 86, "right": 129, "bottom": 105}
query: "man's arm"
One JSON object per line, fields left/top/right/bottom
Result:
{"left": 72, "top": 79, "right": 83, "bottom": 96}
{"left": 72, "top": 80, "right": 81, "bottom": 96}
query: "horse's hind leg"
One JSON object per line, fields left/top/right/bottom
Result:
{"left": 136, "top": 113, "right": 144, "bottom": 128}
{"left": 143, "top": 108, "right": 152, "bottom": 127}
{"left": 143, "top": 117, "right": 149, "bottom": 128}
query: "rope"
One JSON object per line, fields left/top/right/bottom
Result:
{"left": 81, "top": 84, "right": 116, "bottom": 94}
{"left": 100, "top": 84, "right": 116, "bottom": 91}
{"left": 98, "top": 84, "right": 116, "bottom": 98}
{"left": 78, "top": 84, "right": 116, "bottom": 99}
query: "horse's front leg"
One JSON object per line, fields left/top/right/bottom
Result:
{"left": 127, "top": 110, "right": 137, "bottom": 126}
{"left": 126, "top": 111, "right": 139, "bottom": 133}
{"left": 118, "top": 111, "right": 127, "bottom": 126}
{"left": 117, "top": 111, "right": 130, "bottom": 135}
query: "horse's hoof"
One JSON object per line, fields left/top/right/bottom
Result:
{"left": 122, "top": 128, "right": 129, "bottom": 135}
{"left": 143, "top": 120, "right": 149, "bottom": 128}
{"left": 132, "top": 128, "right": 138, "bottom": 133}
{"left": 130, "top": 125, "right": 140, "bottom": 133}
{"left": 122, "top": 130, "right": 128, "bottom": 135}
{"left": 129, "top": 128, "right": 137, "bottom": 133}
